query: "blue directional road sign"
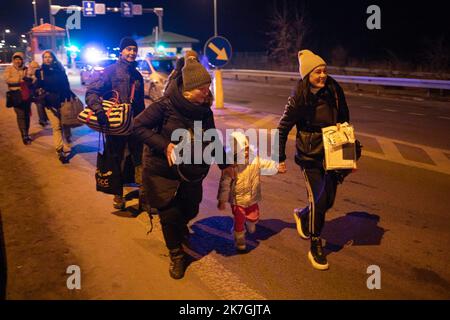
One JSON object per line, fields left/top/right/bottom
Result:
{"left": 204, "top": 36, "right": 232, "bottom": 68}
{"left": 83, "top": 1, "right": 96, "bottom": 17}
{"left": 121, "top": 2, "right": 133, "bottom": 17}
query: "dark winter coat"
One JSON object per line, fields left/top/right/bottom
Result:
{"left": 85, "top": 58, "right": 145, "bottom": 117}
{"left": 85, "top": 58, "right": 146, "bottom": 188}
{"left": 277, "top": 76, "right": 350, "bottom": 166}
{"left": 133, "top": 76, "right": 227, "bottom": 209}
{"left": 35, "top": 63, "right": 72, "bottom": 108}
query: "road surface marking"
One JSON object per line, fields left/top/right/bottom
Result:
{"left": 382, "top": 108, "right": 398, "bottom": 112}
{"left": 438, "top": 116, "right": 450, "bottom": 120}
{"left": 408, "top": 112, "right": 425, "bottom": 116}
{"left": 248, "top": 114, "right": 279, "bottom": 128}
{"left": 135, "top": 214, "right": 266, "bottom": 300}
{"left": 360, "top": 106, "right": 374, "bottom": 109}
{"left": 217, "top": 107, "right": 450, "bottom": 175}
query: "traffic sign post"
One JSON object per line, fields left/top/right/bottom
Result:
{"left": 82, "top": 1, "right": 96, "bottom": 17}
{"left": 132, "top": 4, "right": 143, "bottom": 15}
{"left": 121, "top": 2, "right": 133, "bottom": 17}
{"left": 204, "top": 36, "right": 232, "bottom": 109}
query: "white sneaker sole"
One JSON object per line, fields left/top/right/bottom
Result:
{"left": 308, "top": 251, "right": 329, "bottom": 270}
{"left": 293, "top": 212, "right": 309, "bottom": 240}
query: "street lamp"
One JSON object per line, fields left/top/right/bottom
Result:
{"left": 213, "top": 0, "right": 218, "bottom": 37}
{"left": 32, "top": 1, "right": 38, "bottom": 27}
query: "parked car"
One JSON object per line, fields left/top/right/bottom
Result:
{"left": 137, "top": 55, "right": 176, "bottom": 101}
{"left": 80, "top": 58, "right": 118, "bottom": 86}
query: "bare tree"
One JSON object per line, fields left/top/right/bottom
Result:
{"left": 421, "top": 36, "right": 450, "bottom": 75}
{"left": 266, "top": 0, "right": 310, "bottom": 70}
{"left": 331, "top": 45, "right": 349, "bottom": 67}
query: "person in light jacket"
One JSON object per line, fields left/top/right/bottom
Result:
{"left": 217, "top": 131, "right": 278, "bottom": 251}
{"left": 3, "top": 52, "right": 32, "bottom": 144}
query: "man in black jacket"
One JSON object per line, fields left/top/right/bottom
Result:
{"left": 85, "top": 37, "right": 145, "bottom": 210}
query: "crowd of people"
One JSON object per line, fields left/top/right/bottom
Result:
{"left": 3, "top": 38, "right": 356, "bottom": 278}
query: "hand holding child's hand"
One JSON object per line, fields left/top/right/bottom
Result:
{"left": 217, "top": 201, "right": 226, "bottom": 211}
{"left": 278, "top": 162, "right": 287, "bottom": 173}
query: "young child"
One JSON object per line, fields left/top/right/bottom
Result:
{"left": 26, "top": 61, "right": 40, "bottom": 82}
{"left": 217, "top": 132, "right": 278, "bottom": 251}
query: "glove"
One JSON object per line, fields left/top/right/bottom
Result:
{"left": 96, "top": 110, "right": 109, "bottom": 127}
{"left": 333, "top": 169, "right": 352, "bottom": 184}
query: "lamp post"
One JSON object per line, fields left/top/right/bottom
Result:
{"left": 213, "top": 0, "right": 217, "bottom": 37}
{"left": 48, "top": 0, "right": 56, "bottom": 52}
{"left": 32, "top": 1, "right": 38, "bottom": 27}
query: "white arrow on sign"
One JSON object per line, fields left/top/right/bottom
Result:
{"left": 208, "top": 42, "right": 228, "bottom": 61}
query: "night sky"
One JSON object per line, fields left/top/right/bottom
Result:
{"left": 1, "top": 0, "right": 449, "bottom": 63}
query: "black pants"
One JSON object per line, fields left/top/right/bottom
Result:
{"left": 300, "top": 165, "right": 338, "bottom": 237}
{"left": 35, "top": 102, "right": 49, "bottom": 124}
{"left": 106, "top": 134, "right": 143, "bottom": 196}
{"left": 158, "top": 181, "right": 202, "bottom": 250}
{"left": 13, "top": 102, "right": 31, "bottom": 138}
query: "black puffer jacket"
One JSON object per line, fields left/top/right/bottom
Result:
{"left": 85, "top": 58, "right": 145, "bottom": 117}
{"left": 35, "top": 63, "right": 72, "bottom": 108}
{"left": 133, "top": 77, "right": 227, "bottom": 208}
{"left": 277, "top": 76, "right": 350, "bottom": 166}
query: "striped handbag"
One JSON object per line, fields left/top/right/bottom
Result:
{"left": 78, "top": 87, "right": 134, "bottom": 136}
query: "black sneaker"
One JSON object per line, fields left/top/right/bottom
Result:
{"left": 169, "top": 248, "right": 186, "bottom": 279}
{"left": 22, "top": 136, "right": 32, "bottom": 145}
{"left": 58, "top": 151, "right": 69, "bottom": 164}
{"left": 293, "top": 207, "right": 310, "bottom": 239}
{"left": 308, "top": 237, "right": 329, "bottom": 270}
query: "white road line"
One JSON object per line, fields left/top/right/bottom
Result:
{"left": 382, "top": 108, "right": 398, "bottom": 112}
{"left": 376, "top": 138, "right": 405, "bottom": 161}
{"left": 248, "top": 114, "right": 278, "bottom": 128}
{"left": 360, "top": 105, "right": 374, "bottom": 109}
{"left": 408, "top": 112, "right": 425, "bottom": 116}
{"left": 135, "top": 215, "right": 266, "bottom": 300}
{"left": 438, "top": 116, "right": 450, "bottom": 120}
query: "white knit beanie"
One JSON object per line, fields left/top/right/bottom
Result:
{"left": 298, "top": 49, "right": 326, "bottom": 79}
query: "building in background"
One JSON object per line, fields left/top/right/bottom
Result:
{"left": 136, "top": 28, "right": 199, "bottom": 57}
{"left": 29, "top": 22, "right": 67, "bottom": 64}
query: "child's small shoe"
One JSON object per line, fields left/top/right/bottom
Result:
{"left": 234, "top": 230, "right": 246, "bottom": 251}
{"left": 245, "top": 220, "right": 257, "bottom": 234}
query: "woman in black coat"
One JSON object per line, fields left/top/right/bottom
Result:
{"left": 133, "top": 54, "right": 233, "bottom": 280}
{"left": 35, "top": 50, "right": 73, "bottom": 163}
{"left": 277, "top": 50, "right": 356, "bottom": 271}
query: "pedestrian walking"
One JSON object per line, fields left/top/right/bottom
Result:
{"left": 133, "top": 52, "right": 234, "bottom": 280}
{"left": 26, "top": 60, "right": 49, "bottom": 127}
{"left": 3, "top": 52, "right": 32, "bottom": 145}
{"left": 85, "top": 37, "right": 145, "bottom": 210}
{"left": 35, "top": 50, "right": 73, "bottom": 163}
{"left": 217, "top": 132, "right": 278, "bottom": 251}
{"left": 277, "top": 49, "right": 357, "bottom": 270}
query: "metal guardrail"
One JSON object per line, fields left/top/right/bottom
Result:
{"left": 221, "top": 69, "right": 450, "bottom": 90}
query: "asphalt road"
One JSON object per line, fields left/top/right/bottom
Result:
{"left": 0, "top": 73, "right": 449, "bottom": 299}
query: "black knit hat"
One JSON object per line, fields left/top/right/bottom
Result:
{"left": 119, "top": 37, "right": 138, "bottom": 51}
{"left": 182, "top": 54, "right": 211, "bottom": 91}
